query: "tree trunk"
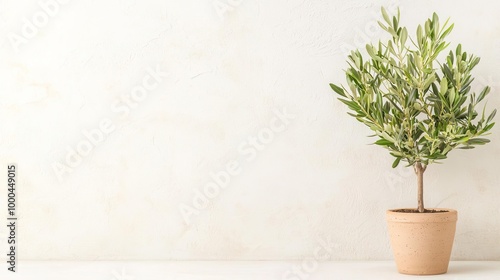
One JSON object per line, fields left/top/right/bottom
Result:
{"left": 415, "top": 162, "right": 426, "bottom": 213}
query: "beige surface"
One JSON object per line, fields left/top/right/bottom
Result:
{"left": 1, "top": 261, "right": 500, "bottom": 279}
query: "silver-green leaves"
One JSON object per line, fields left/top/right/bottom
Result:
{"left": 331, "top": 7, "right": 496, "bottom": 167}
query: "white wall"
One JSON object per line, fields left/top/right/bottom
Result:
{"left": 0, "top": 0, "right": 499, "bottom": 261}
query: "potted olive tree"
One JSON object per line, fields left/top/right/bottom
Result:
{"left": 330, "top": 8, "right": 496, "bottom": 275}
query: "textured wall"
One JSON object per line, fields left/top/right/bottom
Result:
{"left": 0, "top": 0, "right": 499, "bottom": 261}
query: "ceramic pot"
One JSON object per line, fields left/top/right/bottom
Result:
{"left": 386, "top": 208, "right": 457, "bottom": 275}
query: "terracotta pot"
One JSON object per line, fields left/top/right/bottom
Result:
{"left": 386, "top": 208, "right": 457, "bottom": 275}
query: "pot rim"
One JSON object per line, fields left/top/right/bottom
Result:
{"left": 386, "top": 208, "right": 457, "bottom": 223}
{"left": 387, "top": 208, "right": 457, "bottom": 214}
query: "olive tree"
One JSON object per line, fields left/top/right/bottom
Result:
{"left": 330, "top": 8, "right": 496, "bottom": 212}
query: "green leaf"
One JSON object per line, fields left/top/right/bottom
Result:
{"left": 417, "top": 25, "right": 423, "bottom": 46}
{"left": 330, "top": 83, "right": 346, "bottom": 97}
{"left": 381, "top": 7, "right": 391, "bottom": 25}
{"left": 432, "top": 13, "right": 439, "bottom": 35}
{"left": 392, "top": 16, "right": 398, "bottom": 32}
{"left": 427, "top": 153, "right": 447, "bottom": 160}
{"left": 378, "top": 21, "right": 389, "bottom": 32}
{"left": 487, "top": 109, "right": 497, "bottom": 123}
{"left": 379, "top": 131, "right": 396, "bottom": 142}
{"left": 366, "top": 44, "right": 375, "bottom": 58}
{"left": 392, "top": 157, "right": 401, "bottom": 168}
{"left": 440, "top": 77, "right": 448, "bottom": 95}
{"left": 439, "top": 23, "right": 454, "bottom": 40}
{"left": 423, "top": 74, "right": 436, "bottom": 89}
{"left": 482, "top": 122, "right": 495, "bottom": 132}
{"left": 434, "top": 42, "right": 450, "bottom": 56}
{"left": 338, "top": 98, "right": 361, "bottom": 111}
{"left": 400, "top": 27, "right": 408, "bottom": 46}
{"left": 467, "top": 138, "right": 490, "bottom": 145}
{"left": 425, "top": 20, "right": 431, "bottom": 36}
{"left": 442, "top": 65, "right": 454, "bottom": 82}
{"left": 374, "top": 138, "right": 393, "bottom": 146}
{"left": 477, "top": 87, "right": 491, "bottom": 103}
{"left": 448, "top": 88, "right": 456, "bottom": 105}
{"left": 459, "top": 146, "right": 475, "bottom": 149}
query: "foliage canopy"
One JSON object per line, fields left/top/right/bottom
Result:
{"left": 331, "top": 8, "right": 496, "bottom": 167}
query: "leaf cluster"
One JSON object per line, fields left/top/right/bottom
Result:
{"left": 331, "top": 8, "right": 496, "bottom": 167}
